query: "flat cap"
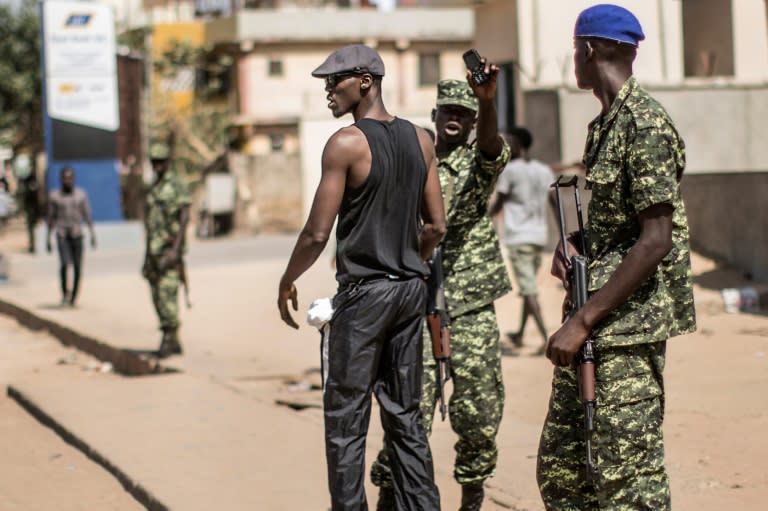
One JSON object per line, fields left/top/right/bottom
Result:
{"left": 435, "top": 79, "right": 478, "bottom": 112}
{"left": 311, "top": 44, "right": 385, "bottom": 78}
{"left": 574, "top": 4, "right": 645, "bottom": 47}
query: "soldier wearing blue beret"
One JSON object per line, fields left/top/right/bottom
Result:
{"left": 537, "top": 4, "right": 696, "bottom": 510}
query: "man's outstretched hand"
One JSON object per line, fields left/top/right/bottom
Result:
{"left": 278, "top": 279, "right": 299, "bottom": 329}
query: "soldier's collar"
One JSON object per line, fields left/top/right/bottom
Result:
{"left": 599, "top": 76, "right": 637, "bottom": 127}
{"left": 439, "top": 142, "right": 473, "bottom": 172}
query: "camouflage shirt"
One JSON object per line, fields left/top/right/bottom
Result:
{"left": 144, "top": 171, "right": 191, "bottom": 257}
{"left": 583, "top": 76, "right": 696, "bottom": 346}
{"left": 439, "top": 140, "right": 512, "bottom": 318}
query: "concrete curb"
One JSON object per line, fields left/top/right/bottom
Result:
{"left": 0, "top": 298, "right": 169, "bottom": 376}
{"left": 7, "top": 384, "right": 169, "bottom": 511}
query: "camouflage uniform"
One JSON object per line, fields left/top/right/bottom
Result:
{"left": 537, "top": 77, "right": 696, "bottom": 510}
{"left": 143, "top": 170, "right": 190, "bottom": 332}
{"left": 19, "top": 175, "right": 40, "bottom": 252}
{"left": 372, "top": 80, "right": 512, "bottom": 489}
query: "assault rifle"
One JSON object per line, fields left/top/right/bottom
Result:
{"left": 551, "top": 175, "right": 598, "bottom": 481}
{"left": 426, "top": 247, "right": 451, "bottom": 421}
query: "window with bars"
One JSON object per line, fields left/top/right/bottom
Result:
{"left": 268, "top": 59, "right": 283, "bottom": 77}
{"left": 418, "top": 52, "right": 440, "bottom": 86}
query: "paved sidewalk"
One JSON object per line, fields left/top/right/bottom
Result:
{"left": 0, "top": 235, "right": 337, "bottom": 379}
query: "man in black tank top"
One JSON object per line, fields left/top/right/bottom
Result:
{"left": 277, "top": 44, "right": 446, "bottom": 511}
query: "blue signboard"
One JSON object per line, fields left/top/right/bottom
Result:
{"left": 41, "top": 1, "right": 122, "bottom": 221}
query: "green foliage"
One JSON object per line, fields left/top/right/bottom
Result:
{"left": 116, "top": 27, "right": 148, "bottom": 54}
{"left": 154, "top": 38, "right": 206, "bottom": 79}
{"left": 150, "top": 101, "right": 230, "bottom": 178}
{"left": 115, "top": 30, "right": 233, "bottom": 178}
{"left": 148, "top": 38, "right": 234, "bottom": 178}
{"left": 0, "top": 0, "right": 42, "bottom": 153}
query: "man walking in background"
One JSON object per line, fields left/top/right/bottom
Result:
{"left": 46, "top": 166, "right": 96, "bottom": 306}
{"left": 19, "top": 170, "right": 40, "bottom": 253}
{"left": 490, "top": 127, "right": 555, "bottom": 355}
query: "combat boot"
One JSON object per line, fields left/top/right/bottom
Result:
{"left": 459, "top": 482, "right": 484, "bottom": 511}
{"left": 375, "top": 486, "right": 395, "bottom": 511}
{"left": 157, "top": 328, "right": 182, "bottom": 358}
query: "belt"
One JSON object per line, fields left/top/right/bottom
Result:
{"left": 340, "top": 273, "right": 415, "bottom": 292}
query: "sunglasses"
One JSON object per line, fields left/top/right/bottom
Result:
{"left": 324, "top": 73, "right": 361, "bottom": 89}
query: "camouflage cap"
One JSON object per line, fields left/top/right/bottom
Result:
{"left": 149, "top": 143, "right": 170, "bottom": 161}
{"left": 435, "top": 79, "right": 478, "bottom": 112}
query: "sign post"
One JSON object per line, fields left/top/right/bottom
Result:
{"left": 41, "top": 0, "right": 122, "bottom": 221}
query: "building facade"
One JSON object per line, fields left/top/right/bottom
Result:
{"left": 468, "top": 0, "right": 768, "bottom": 281}
{"left": 203, "top": 3, "right": 475, "bottom": 230}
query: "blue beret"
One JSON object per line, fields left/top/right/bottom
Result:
{"left": 574, "top": 4, "right": 645, "bottom": 47}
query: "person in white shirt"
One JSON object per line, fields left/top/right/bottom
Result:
{"left": 490, "top": 127, "right": 555, "bottom": 355}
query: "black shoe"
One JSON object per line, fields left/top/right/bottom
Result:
{"left": 500, "top": 342, "right": 519, "bottom": 357}
{"left": 375, "top": 487, "right": 395, "bottom": 511}
{"left": 505, "top": 331, "right": 523, "bottom": 348}
{"left": 459, "top": 483, "right": 484, "bottom": 511}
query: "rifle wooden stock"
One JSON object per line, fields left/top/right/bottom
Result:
{"left": 428, "top": 313, "right": 451, "bottom": 359}
{"left": 426, "top": 247, "right": 451, "bottom": 421}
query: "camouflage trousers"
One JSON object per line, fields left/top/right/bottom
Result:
{"left": 537, "top": 341, "right": 669, "bottom": 510}
{"left": 371, "top": 304, "right": 505, "bottom": 487}
{"left": 145, "top": 257, "right": 180, "bottom": 331}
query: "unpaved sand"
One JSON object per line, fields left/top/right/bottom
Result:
{"left": 0, "top": 315, "right": 143, "bottom": 511}
{"left": 1, "top": 231, "right": 766, "bottom": 510}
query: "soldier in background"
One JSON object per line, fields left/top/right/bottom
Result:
{"left": 142, "top": 144, "right": 191, "bottom": 358}
{"left": 19, "top": 171, "right": 40, "bottom": 253}
{"left": 372, "top": 70, "right": 512, "bottom": 510}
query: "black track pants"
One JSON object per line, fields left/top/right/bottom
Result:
{"left": 324, "top": 277, "right": 441, "bottom": 511}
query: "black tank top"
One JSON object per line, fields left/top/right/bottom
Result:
{"left": 335, "top": 117, "right": 428, "bottom": 285}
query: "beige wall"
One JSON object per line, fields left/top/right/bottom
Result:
{"left": 238, "top": 43, "right": 471, "bottom": 123}
{"left": 514, "top": 0, "right": 768, "bottom": 88}
{"left": 683, "top": 172, "right": 768, "bottom": 282}
{"left": 557, "top": 86, "right": 768, "bottom": 175}
{"left": 474, "top": 0, "right": 518, "bottom": 63}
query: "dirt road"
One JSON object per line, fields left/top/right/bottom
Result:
{"left": 0, "top": 315, "right": 142, "bottom": 511}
